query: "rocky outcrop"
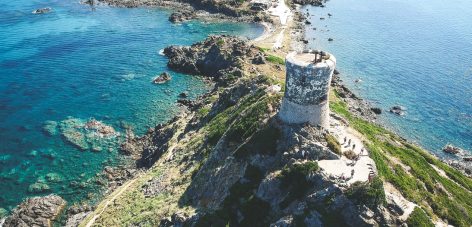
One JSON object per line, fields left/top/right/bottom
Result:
{"left": 3, "top": 195, "right": 66, "bottom": 227}
{"left": 169, "top": 10, "right": 196, "bottom": 23}
{"left": 291, "top": 0, "right": 325, "bottom": 6}
{"left": 153, "top": 72, "right": 172, "bottom": 84}
{"left": 164, "top": 35, "right": 261, "bottom": 82}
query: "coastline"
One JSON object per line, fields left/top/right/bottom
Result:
{"left": 71, "top": 1, "right": 472, "bottom": 226}
{"left": 3, "top": 0, "right": 472, "bottom": 226}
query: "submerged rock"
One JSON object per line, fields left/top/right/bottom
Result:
{"left": 3, "top": 194, "right": 65, "bottom": 227}
{"left": 42, "top": 120, "right": 58, "bottom": 136}
{"left": 153, "top": 72, "right": 172, "bottom": 84}
{"left": 45, "top": 173, "right": 63, "bottom": 183}
{"left": 27, "top": 182, "right": 50, "bottom": 193}
{"left": 59, "top": 117, "right": 120, "bottom": 151}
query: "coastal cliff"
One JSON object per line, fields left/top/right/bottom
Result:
{"left": 74, "top": 34, "right": 472, "bottom": 226}
{"left": 3, "top": 0, "right": 472, "bottom": 227}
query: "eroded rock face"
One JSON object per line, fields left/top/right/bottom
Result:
{"left": 169, "top": 10, "right": 196, "bottom": 23}
{"left": 3, "top": 195, "right": 66, "bottom": 227}
{"left": 164, "top": 35, "right": 260, "bottom": 81}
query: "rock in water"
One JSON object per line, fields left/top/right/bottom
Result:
{"left": 3, "top": 194, "right": 65, "bottom": 227}
{"left": 389, "top": 105, "right": 406, "bottom": 116}
{"left": 59, "top": 117, "right": 120, "bottom": 151}
{"left": 153, "top": 72, "right": 172, "bottom": 84}
{"left": 32, "top": 7, "right": 52, "bottom": 14}
{"left": 27, "top": 182, "right": 50, "bottom": 193}
{"left": 442, "top": 144, "right": 463, "bottom": 155}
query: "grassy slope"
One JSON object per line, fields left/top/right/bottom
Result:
{"left": 330, "top": 91, "right": 472, "bottom": 226}
{"left": 79, "top": 77, "right": 282, "bottom": 226}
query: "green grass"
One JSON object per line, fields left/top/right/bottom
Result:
{"left": 407, "top": 207, "right": 435, "bottom": 227}
{"left": 330, "top": 92, "right": 472, "bottom": 226}
{"left": 266, "top": 54, "right": 285, "bottom": 65}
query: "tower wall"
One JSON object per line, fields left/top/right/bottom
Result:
{"left": 279, "top": 51, "right": 336, "bottom": 128}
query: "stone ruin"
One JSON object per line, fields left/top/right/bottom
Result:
{"left": 279, "top": 50, "right": 336, "bottom": 128}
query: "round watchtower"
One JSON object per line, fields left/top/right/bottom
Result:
{"left": 279, "top": 50, "right": 336, "bottom": 128}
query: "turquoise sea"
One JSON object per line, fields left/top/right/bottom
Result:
{"left": 305, "top": 0, "right": 472, "bottom": 155}
{"left": 0, "top": 0, "right": 262, "bottom": 211}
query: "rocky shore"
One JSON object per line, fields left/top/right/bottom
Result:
{"left": 4, "top": 0, "right": 471, "bottom": 226}
{"left": 74, "top": 35, "right": 407, "bottom": 226}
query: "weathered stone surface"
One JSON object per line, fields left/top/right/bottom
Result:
{"left": 169, "top": 10, "right": 196, "bottom": 23}
{"left": 3, "top": 195, "right": 66, "bottom": 227}
{"left": 164, "top": 35, "right": 260, "bottom": 83}
{"left": 279, "top": 51, "right": 336, "bottom": 128}
{"left": 270, "top": 215, "right": 293, "bottom": 227}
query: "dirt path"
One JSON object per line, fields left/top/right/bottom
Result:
{"left": 84, "top": 177, "right": 138, "bottom": 227}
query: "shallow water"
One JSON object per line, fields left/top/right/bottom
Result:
{"left": 0, "top": 0, "right": 263, "bottom": 210}
{"left": 305, "top": 0, "right": 472, "bottom": 156}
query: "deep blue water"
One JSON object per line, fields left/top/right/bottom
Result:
{"left": 305, "top": 0, "right": 472, "bottom": 155}
{"left": 0, "top": 0, "right": 262, "bottom": 210}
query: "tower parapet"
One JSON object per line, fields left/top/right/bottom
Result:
{"left": 279, "top": 50, "right": 336, "bottom": 128}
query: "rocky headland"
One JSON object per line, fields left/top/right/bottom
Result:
{"left": 3, "top": 0, "right": 472, "bottom": 226}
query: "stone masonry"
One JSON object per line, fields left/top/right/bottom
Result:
{"left": 279, "top": 50, "right": 336, "bottom": 128}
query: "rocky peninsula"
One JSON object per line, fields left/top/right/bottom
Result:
{"left": 3, "top": 0, "right": 472, "bottom": 227}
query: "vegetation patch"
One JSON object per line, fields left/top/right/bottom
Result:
{"left": 266, "top": 54, "right": 285, "bottom": 65}
{"left": 325, "top": 134, "right": 342, "bottom": 155}
{"left": 406, "top": 207, "right": 434, "bottom": 227}
{"left": 279, "top": 161, "right": 319, "bottom": 208}
{"left": 344, "top": 149, "right": 357, "bottom": 160}
{"left": 346, "top": 177, "right": 386, "bottom": 209}
{"left": 330, "top": 90, "right": 472, "bottom": 226}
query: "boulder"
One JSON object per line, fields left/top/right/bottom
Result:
{"left": 252, "top": 53, "right": 266, "bottom": 64}
{"left": 153, "top": 72, "right": 172, "bottom": 84}
{"left": 371, "top": 107, "right": 382, "bottom": 115}
{"left": 3, "top": 194, "right": 66, "bottom": 227}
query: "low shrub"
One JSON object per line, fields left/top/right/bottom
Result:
{"left": 325, "top": 134, "right": 342, "bottom": 155}
{"left": 406, "top": 207, "right": 434, "bottom": 227}
{"left": 344, "top": 149, "right": 357, "bottom": 160}
{"left": 266, "top": 54, "right": 285, "bottom": 65}
{"left": 346, "top": 177, "right": 386, "bottom": 209}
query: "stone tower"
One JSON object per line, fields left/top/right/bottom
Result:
{"left": 279, "top": 50, "right": 336, "bottom": 128}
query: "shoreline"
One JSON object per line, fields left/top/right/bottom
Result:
{"left": 4, "top": 0, "right": 472, "bottom": 226}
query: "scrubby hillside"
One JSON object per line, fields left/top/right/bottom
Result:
{"left": 68, "top": 35, "right": 472, "bottom": 227}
